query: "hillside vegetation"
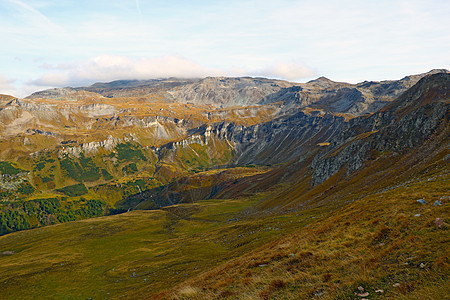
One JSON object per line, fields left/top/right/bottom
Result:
{"left": 0, "top": 71, "right": 448, "bottom": 299}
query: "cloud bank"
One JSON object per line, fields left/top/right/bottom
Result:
{"left": 257, "top": 62, "right": 316, "bottom": 80}
{"left": 30, "top": 55, "right": 316, "bottom": 88}
{"left": 31, "top": 55, "right": 224, "bottom": 87}
{"left": 0, "top": 75, "right": 18, "bottom": 96}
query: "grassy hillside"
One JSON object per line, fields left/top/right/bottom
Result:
{"left": 0, "top": 136, "right": 240, "bottom": 235}
{"left": 158, "top": 172, "right": 449, "bottom": 299}
{"left": 0, "top": 157, "right": 447, "bottom": 299}
{"left": 0, "top": 191, "right": 313, "bottom": 299}
{"left": 0, "top": 73, "right": 448, "bottom": 299}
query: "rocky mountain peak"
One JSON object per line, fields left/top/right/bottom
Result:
{"left": 377, "top": 73, "right": 449, "bottom": 122}
{"left": 307, "top": 76, "right": 333, "bottom": 83}
{"left": 302, "top": 76, "right": 350, "bottom": 93}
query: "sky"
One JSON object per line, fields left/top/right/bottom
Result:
{"left": 0, "top": 0, "right": 449, "bottom": 97}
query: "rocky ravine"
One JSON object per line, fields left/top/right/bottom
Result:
{"left": 128, "top": 72, "right": 449, "bottom": 209}
{"left": 0, "top": 70, "right": 447, "bottom": 207}
{"left": 155, "top": 110, "right": 346, "bottom": 167}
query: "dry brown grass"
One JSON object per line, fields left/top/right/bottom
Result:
{"left": 155, "top": 168, "right": 449, "bottom": 299}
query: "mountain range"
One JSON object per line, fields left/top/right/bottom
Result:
{"left": 0, "top": 69, "right": 448, "bottom": 299}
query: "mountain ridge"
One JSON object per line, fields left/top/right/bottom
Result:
{"left": 25, "top": 69, "right": 449, "bottom": 116}
{"left": 0, "top": 70, "right": 448, "bottom": 299}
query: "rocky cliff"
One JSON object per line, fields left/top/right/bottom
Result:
{"left": 26, "top": 69, "right": 448, "bottom": 117}
{"left": 311, "top": 73, "right": 449, "bottom": 185}
{"left": 158, "top": 110, "right": 346, "bottom": 166}
{"left": 0, "top": 70, "right": 448, "bottom": 211}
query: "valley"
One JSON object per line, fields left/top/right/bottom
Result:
{"left": 0, "top": 70, "right": 448, "bottom": 299}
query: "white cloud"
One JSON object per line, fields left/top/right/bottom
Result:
{"left": 30, "top": 55, "right": 316, "bottom": 88}
{"left": 0, "top": 74, "right": 49, "bottom": 98}
{"left": 255, "top": 62, "right": 316, "bottom": 81}
{"left": 31, "top": 55, "right": 226, "bottom": 87}
{"left": 0, "top": 75, "right": 18, "bottom": 97}
{"left": 135, "top": 0, "right": 143, "bottom": 21}
{"left": 2, "top": 0, "right": 449, "bottom": 91}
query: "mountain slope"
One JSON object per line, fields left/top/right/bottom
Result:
{"left": 155, "top": 172, "right": 448, "bottom": 300}
{"left": 0, "top": 71, "right": 448, "bottom": 300}
{"left": 26, "top": 69, "right": 449, "bottom": 115}
{"left": 311, "top": 72, "right": 449, "bottom": 186}
{"left": 150, "top": 72, "right": 450, "bottom": 299}
{"left": 0, "top": 71, "right": 447, "bottom": 236}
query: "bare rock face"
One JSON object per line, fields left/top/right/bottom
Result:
{"left": 24, "top": 69, "right": 449, "bottom": 118}
{"left": 0, "top": 94, "right": 16, "bottom": 107}
{"left": 260, "top": 69, "right": 449, "bottom": 116}
{"left": 156, "top": 110, "right": 347, "bottom": 166}
{"left": 310, "top": 73, "right": 450, "bottom": 185}
{"left": 435, "top": 218, "right": 444, "bottom": 228}
{"left": 61, "top": 135, "right": 121, "bottom": 156}
{"left": 229, "top": 112, "right": 346, "bottom": 165}
{"left": 4, "top": 98, "right": 56, "bottom": 111}
{"left": 153, "top": 72, "right": 449, "bottom": 175}
{"left": 0, "top": 70, "right": 447, "bottom": 188}
{"left": 78, "top": 103, "right": 117, "bottom": 117}
{"left": 26, "top": 88, "right": 107, "bottom": 101}
{"left": 168, "top": 77, "right": 295, "bottom": 107}
{"left": 80, "top": 78, "right": 197, "bottom": 98}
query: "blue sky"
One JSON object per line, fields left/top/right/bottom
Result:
{"left": 0, "top": 0, "right": 449, "bottom": 97}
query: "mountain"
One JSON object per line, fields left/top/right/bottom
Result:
{"left": 0, "top": 70, "right": 448, "bottom": 299}
{"left": 0, "top": 69, "right": 447, "bottom": 217}
{"left": 311, "top": 72, "right": 450, "bottom": 185}
{"left": 26, "top": 69, "right": 449, "bottom": 115}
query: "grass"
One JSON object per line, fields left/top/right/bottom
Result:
{"left": 56, "top": 183, "right": 88, "bottom": 197}
{"left": 160, "top": 172, "right": 449, "bottom": 299}
{"left": 0, "top": 83, "right": 448, "bottom": 299}
{"left": 0, "top": 183, "right": 358, "bottom": 299}
{"left": 0, "top": 161, "right": 25, "bottom": 175}
{"left": 0, "top": 192, "right": 309, "bottom": 299}
{"left": 0, "top": 165, "right": 446, "bottom": 299}
{"left": 0, "top": 145, "right": 447, "bottom": 298}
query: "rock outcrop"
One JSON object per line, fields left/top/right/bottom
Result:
{"left": 0, "top": 70, "right": 448, "bottom": 202}
{"left": 310, "top": 73, "right": 450, "bottom": 185}
{"left": 26, "top": 69, "right": 448, "bottom": 117}
{"left": 156, "top": 109, "right": 347, "bottom": 166}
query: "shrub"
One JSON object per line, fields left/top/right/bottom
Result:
{"left": 116, "top": 143, "right": 147, "bottom": 161}
{"left": 122, "top": 163, "right": 138, "bottom": 174}
{"left": 17, "top": 181, "right": 35, "bottom": 195}
{"left": 101, "top": 169, "right": 113, "bottom": 180}
{"left": 0, "top": 161, "right": 24, "bottom": 175}
{"left": 59, "top": 154, "right": 100, "bottom": 182}
{"left": 42, "top": 176, "right": 52, "bottom": 183}
{"left": 35, "top": 161, "right": 46, "bottom": 171}
{"left": 270, "top": 279, "right": 287, "bottom": 289}
{"left": 56, "top": 183, "right": 88, "bottom": 197}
